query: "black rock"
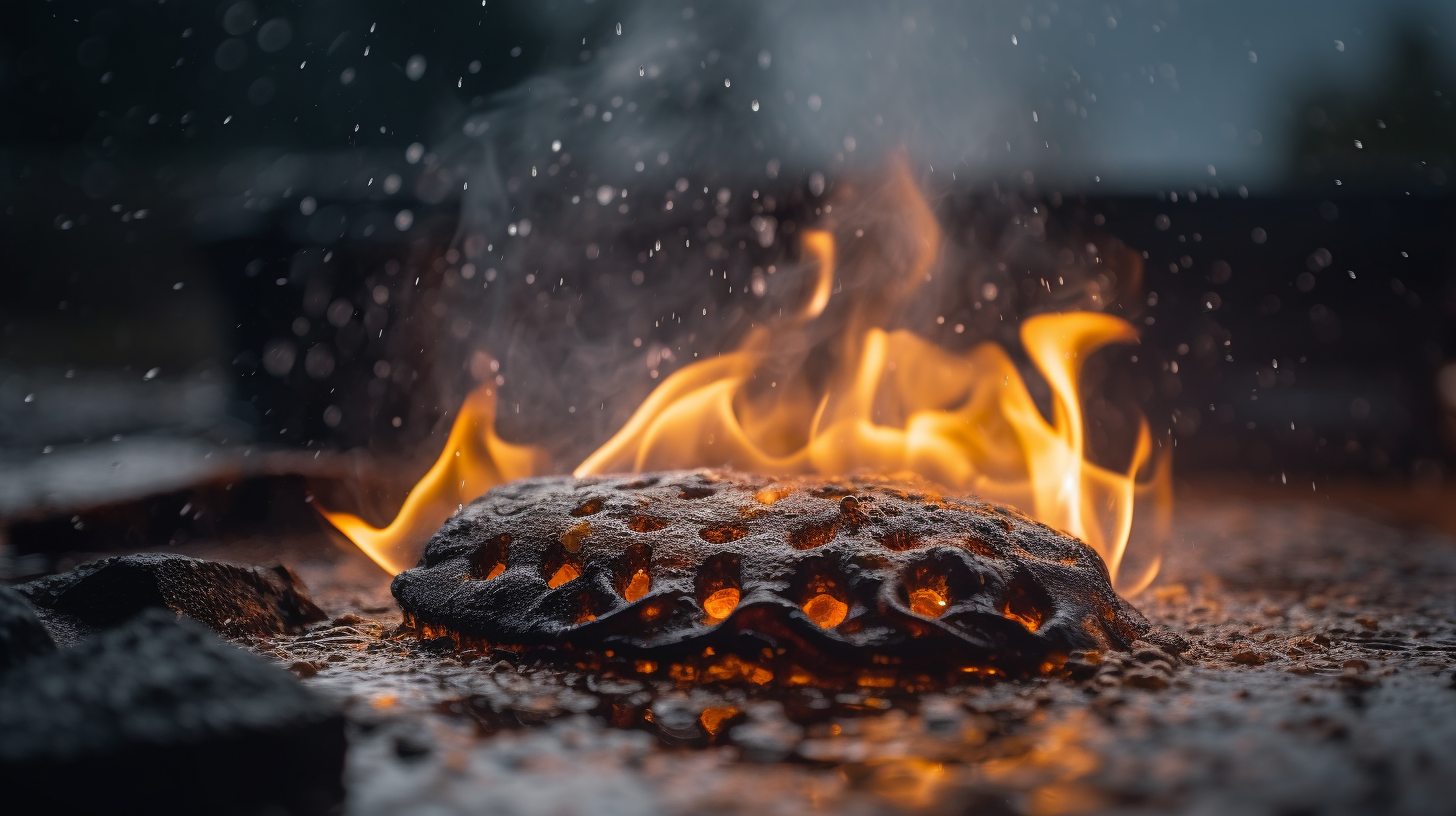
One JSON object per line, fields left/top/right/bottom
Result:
{"left": 17, "top": 552, "right": 327, "bottom": 638}
{"left": 393, "top": 470, "right": 1149, "bottom": 685}
{"left": 0, "top": 609, "right": 345, "bottom": 815}
{"left": 0, "top": 585, "right": 55, "bottom": 671}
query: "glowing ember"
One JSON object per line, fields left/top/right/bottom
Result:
{"left": 546, "top": 563, "right": 580, "bottom": 589}
{"left": 801, "top": 594, "right": 850, "bottom": 629}
{"left": 907, "top": 587, "right": 949, "bottom": 618}
{"left": 622, "top": 569, "right": 651, "bottom": 603}
{"left": 321, "top": 161, "right": 1168, "bottom": 593}
{"left": 698, "top": 706, "right": 741, "bottom": 736}
{"left": 702, "top": 587, "right": 740, "bottom": 620}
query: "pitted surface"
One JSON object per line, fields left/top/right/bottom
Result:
{"left": 392, "top": 470, "right": 1148, "bottom": 682}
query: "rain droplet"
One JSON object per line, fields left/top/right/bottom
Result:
{"left": 405, "top": 54, "right": 426, "bottom": 81}
{"left": 751, "top": 99, "right": 760, "bottom": 112}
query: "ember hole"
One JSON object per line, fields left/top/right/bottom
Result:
{"left": 702, "top": 588, "right": 740, "bottom": 619}
{"left": 908, "top": 588, "right": 949, "bottom": 618}
{"left": 542, "top": 542, "right": 584, "bottom": 589}
{"left": 466, "top": 535, "right": 510, "bottom": 580}
{"left": 547, "top": 563, "right": 580, "bottom": 588}
{"left": 677, "top": 485, "right": 716, "bottom": 499}
{"left": 570, "top": 498, "right": 604, "bottom": 517}
{"left": 788, "top": 518, "right": 839, "bottom": 550}
{"left": 699, "top": 524, "right": 748, "bottom": 544}
{"left": 627, "top": 514, "right": 670, "bottom": 532}
{"left": 623, "top": 570, "right": 650, "bottom": 602}
{"left": 900, "top": 553, "right": 969, "bottom": 619}
{"left": 561, "top": 521, "right": 591, "bottom": 552}
{"left": 802, "top": 594, "right": 848, "bottom": 628}
{"left": 696, "top": 552, "right": 742, "bottom": 620}
{"left": 1002, "top": 578, "right": 1048, "bottom": 632}
{"left": 615, "top": 544, "right": 653, "bottom": 602}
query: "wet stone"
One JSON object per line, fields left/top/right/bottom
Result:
{"left": 0, "top": 585, "right": 55, "bottom": 672}
{"left": 17, "top": 552, "right": 327, "bottom": 639}
{"left": 0, "top": 609, "right": 345, "bottom": 815}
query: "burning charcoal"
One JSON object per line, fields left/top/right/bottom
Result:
{"left": 0, "top": 585, "right": 55, "bottom": 671}
{"left": 0, "top": 609, "right": 345, "bottom": 815}
{"left": 16, "top": 552, "right": 326, "bottom": 637}
{"left": 392, "top": 470, "right": 1149, "bottom": 686}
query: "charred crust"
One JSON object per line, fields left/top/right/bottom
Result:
{"left": 391, "top": 469, "right": 1149, "bottom": 686}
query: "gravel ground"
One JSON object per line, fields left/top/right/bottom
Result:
{"left": 225, "top": 490, "right": 1456, "bottom": 816}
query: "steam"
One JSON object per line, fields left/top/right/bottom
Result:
{"left": 400, "top": 1, "right": 1143, "bottom": 470}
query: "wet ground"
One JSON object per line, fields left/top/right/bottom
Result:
{"left": 209, "top": 489, "right": 1456, "bottom": 816}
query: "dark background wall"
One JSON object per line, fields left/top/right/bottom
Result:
{"left": 2, "top": 0, "right": 1454, "bottom": 498}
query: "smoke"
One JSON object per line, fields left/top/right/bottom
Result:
{"left": 393, "top": 0, "right": 1143, "bottom": 470}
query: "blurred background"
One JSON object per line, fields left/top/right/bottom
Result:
{"left": 3, "top": 0, "right": 1455, "bottom": 573}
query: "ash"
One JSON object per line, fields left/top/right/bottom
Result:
{"left": 248, "top": 491, "right": 1456, "bottom": 816}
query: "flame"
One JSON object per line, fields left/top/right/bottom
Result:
{"left": 320, "top": 163, "right": 1169, "bottom": 593}
{"left": 318, "top": 386, "right": 540, "bottom": 574}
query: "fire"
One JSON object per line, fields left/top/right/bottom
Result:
{"left": 320, "top": 164, "right": 1169, "bottom": 593}
{"left": 319, "top": 386, "right": 539, "bottom": 574}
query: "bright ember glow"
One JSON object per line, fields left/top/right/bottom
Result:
{"left": 321, "top": 164, "right": 1169, "bottom": 593}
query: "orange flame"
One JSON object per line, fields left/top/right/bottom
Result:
{"left": 319, "top": 386, "right": 540, "bottom": 574}
{"left": 321, "top": 166, "right": 1169, "bottom": 593}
